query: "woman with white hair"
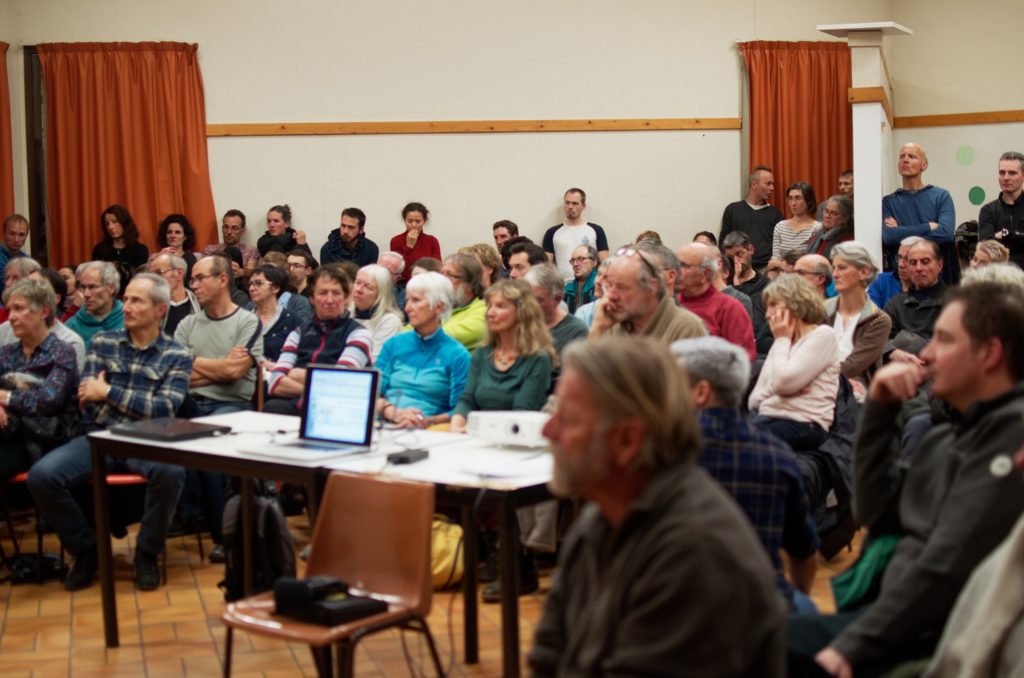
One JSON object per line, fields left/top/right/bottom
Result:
{"left": 352, "top": 264, "right": 404, "bottom": 362}
{"left": 826, "top": 241, "right": 892, "bottom": 386}
{"left": 375, "top": 272, "right": 471, "bottom": 428}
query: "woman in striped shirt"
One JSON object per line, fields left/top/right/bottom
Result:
{"left": 771, "top": 182, "right": 822, "bottom": 266}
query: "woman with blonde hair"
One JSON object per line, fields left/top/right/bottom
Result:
{"left": 971, "top": 240, "right": 1011, "bottom": 268}
{"left": 351, "top": 264, "right": 403, "bottom": 361}
{"left": 450, "top": 279, "right": 555, "bottom": 433}
{"left": 749, "top": 274, "right": 840, "bottom": 450}
{"left": 458, "top": 243, "right": 503, "bottom": 288}
{"left": 826, "top": 241, "right": 891, "bottom": 386}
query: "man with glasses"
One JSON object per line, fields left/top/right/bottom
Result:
{"left": 440, "top": 253, "right": 487, "bottom": 351}
{"left": 677, "top": 244, "right": 755, "bottom": 360}
{"left": 65, "top": 261, "right": 125, "bottom": 349}
{"left": 286, "top": 250, "right": 318, "bottom": 297}
{"left": 589, "top": 247, "right": 705, "bottom": 343}
{"left": 564, "top": 245, "right": 598, "bottom": 314}
{"left": 869, "top": 236, "right": 920, "bottom": 309}
{"left": 201, "top": 210, "right": 259, "bottom": 281}
{"left": 883, "top": 239, "right": 945, "bottom": 365}
{"left": 793, "top": 254, "right": 832, "bottom": 298}
{"left": 150, "top": 253, "right": 199, "bottom": 336}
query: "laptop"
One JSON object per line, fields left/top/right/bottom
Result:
{"left": 110, "top": 417, "right": 232, "bottom": 442}
{"left": 246, "top": 365, "right": 380, "bottom": 461}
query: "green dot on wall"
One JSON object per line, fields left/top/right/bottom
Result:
{"left": 956, "top": 145, "right": 976, "bottom": 166}
{"left": 969, "top": 186, "right": 986, "bottom": 205}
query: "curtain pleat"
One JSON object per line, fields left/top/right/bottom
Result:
{"left": 0, "top": 43, "right": 14, "bottom": 219}
{"left": 739, "top": 41, "right": 853, "bottom": 217}
{"left": 36, "top": 41, "right": 217, "bottom": 267}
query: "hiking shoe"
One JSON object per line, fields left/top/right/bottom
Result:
{"left": 64, "top": 548, "right": 98, "bottom": 592}
{"left": 133, "top": 551, "right": 161, "bottom": 591}
{"left": 208, "top": 544, "right": 226, "bottom": 564}
{"left": 482, "top": 550, "right": 538, "bottom": 603}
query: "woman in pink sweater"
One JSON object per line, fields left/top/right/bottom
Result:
{"left": 748, "top": 274, "right": 840, "bottom": 450}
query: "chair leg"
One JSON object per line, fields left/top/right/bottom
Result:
{"left": 36, "top": 514, "right": 45, "bottom": 585}
{"left": 162, "top": 550, "right": 168, "bottom": 585}
{"left": 222, "top": 626, "right": 233, "bottom": 677}
{"left": 0, "top": 494, "right": 20, "bottom": 563}
{"left": 194, "top": 517, "right": 205, "bottom": 560}
{"left": 335, "top": 639, "right": 355, "bottom": 678}
{"left": 310, "top": 645, "right": 333, "bottom": 678}
{"left": 410, "top": 617, "right": 446, "bottom": 677}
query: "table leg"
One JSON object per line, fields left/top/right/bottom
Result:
{"left": 91, "top": 443, "right": 119, "bottom": 648}
{"left": 497, "top": 498, "right": 520, "bottom": 678}
{"left": 460, "top": 504, "right": 478, "bottom": 664}
{"left": 240, "top": 477, "right": 255, "bottom": 594}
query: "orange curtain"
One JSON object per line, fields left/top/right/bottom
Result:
{"left": 739, "top": 41, "right": 852, "bottom": 215}
{"left": 0, "top": 43, "right": 14, "bottom": 219}
{"left": 36, "top": 42, "right": 216, "bottom": 267}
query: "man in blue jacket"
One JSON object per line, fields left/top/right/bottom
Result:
{"left": 319, "top": 207, "right": 379, "bottom": 268}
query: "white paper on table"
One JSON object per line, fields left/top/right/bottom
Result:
{"left": 461, "top": 452, "right": 552, "bottom": 478}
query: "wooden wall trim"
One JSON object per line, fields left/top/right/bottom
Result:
{"left": 893, "top": 109, "right": 1024, "bottom": 129}
{"left": 848, "top": 86, "right": 893, "bottom": 127}
{"left": 205, "top": 117, "right": 743, "bottom": 137}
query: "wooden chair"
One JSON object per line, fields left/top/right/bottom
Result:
{"left": 221, "top": 472, "right": 443, "bottom": 677}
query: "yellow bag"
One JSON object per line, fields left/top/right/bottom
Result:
{"left": 431, "top": 514, "right": 465, "bottom": 590}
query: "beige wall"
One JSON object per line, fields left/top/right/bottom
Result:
{"left": 2, "top": 0, "right": 1014, "bottom": 259}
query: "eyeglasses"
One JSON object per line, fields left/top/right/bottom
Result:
{"left": 615, "top": 247, "right": 660, "bottom": 279}
{"left": 569, "top": 257, "right": 594, "bottom": 264}
{"left": 794, "top": 269, "right": 822, "bottom": 278}
{"left": 150, "top": 268, "right": 174, "bottom": 276}
{"left": 248, "top": 280, "right": 266, "bottom": 288}
{"left": 287, "top": 263, "right": 308, "bottom": 270}
{"left": 677, "top": 261, "right": 702, "bottom": 270}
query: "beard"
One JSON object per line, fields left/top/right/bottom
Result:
{"left": 548, "top": 436, "right": 609, "bottom": 499}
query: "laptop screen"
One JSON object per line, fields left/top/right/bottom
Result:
{"left": 300, "top": 366, "right": 379, "bottom": 445}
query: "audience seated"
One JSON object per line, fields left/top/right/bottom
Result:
{"left": 771, "top": 181, "right": 822, "bottom": 266}
{"left": 27, "top": 273, "right": 192, "bottom": 592}
{"left": 92, "top": 204, "right": 148, "bottom": 295}
{"left": 572, "top": 257, "right": 609, "bottom": 328}
{"left": 790, "top": 282, "right": 1024, "bottom": 677}
{"left": 0, "top": 256, "right": 41, "bottom": 323}
{"left": 0, "top": 213, "right": 29, "bottom": 297}
{"left": 883, "top": 239, "right": 945, "bottom": 364}
{"left": 319, "top": 207, "right": 378, "bottom": 268}
{"left": 457, "top": 243, "right": 502, "bottom": 288}
{"left": 868, "top": 235, "right": 918, "bottom": 309}
{"left": 530, "top": 336, "right": 785, "bottom": 676}
{"left": 0, "top": 268, "right": 86, "bottom": 370}
{"left": 634, "top": 229, "right": 663, "bottom": 245}
{"left": 826, "top": 242, "right": 891, "bottom": 387}
{"left": 970, "top": 238, "right": 1010, "bottom": 268}
{"left": 351, "top": 264, "right": 403, "bottom": 362}
{"left": 201, "top": 209, "right": 259, "bottom": 280}
{"left": 589, "top": 247, "right": 705, "bottom": 343}
{"left": 634, "top": 241, "right": 681, "bottom": 302}
{"left": 806, "top": 194, "right": 854, "bottom": 259}
{"left": 692, "top": 230, "right": 718, "bottom": 247}
{"left": 671, "top": 336, "right": 819, "bottom": 612}
{"left": 257, "top": 204, "right": 311, "bottom": 256}
{"left": 58, "top": 264, "right": 81, "bottom": 320}
{"left": 376, "top": 272, "right": 470, "bottom": 428}
{"left": 65, "top": 261, "right": 125, "bottom": 349}
{"left": 409, "top": 256, "right": 442, "bottom": 277}
{"left": 378, "top": 250, "right": 409, "bottom": 309}
{"left": 264, "top": 267, "right": 371, "bottom": 415}
{"left": 491, "top": 220, "right": 518, "bottom": 277}
{"left": 676, "top": 243, "right": 756, "bottom": 360}
{"left": 794, "top": 253, "right": 832, "bottom": 297}
{"left": 245, "top": 264, "right": 301, "bottom": 366}
{"left": 563, "top": 244, "right": 598, "bottom": 314}
{"left": 706, "top": 246, "right": 754, "bottom": 317}
{"left": 153, "top": 213, "right": 197, "bottom": 282}
{"left": 390, "top": 202, "right": 441, "bottom": 284}
{"left": 525, "top": 263, "right": 588, "bottom": 360}
{"left": 150, "top": 253, "right": 199, "bottom": 336}
{"left": 748, "top": 274, "right": 840, "bottom": 450}
{"left": 723, "top": 231, "right": 773, "bottom": 356}
{"left": 440, "top": 253, "right": 487, "bottom": 351}
{"left": 507, "top": 240, "right": 547, "bottom": 280}
{"left": 285, "top": 249, "right": 317, "bottom": 297}
{"left": 0, "top": 279, "right": 81, "bottom": 481}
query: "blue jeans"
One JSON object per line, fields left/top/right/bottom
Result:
{"left": 753, "top": 415, "right": 828, "bottom": 451}
{"left": 26, "top": 435, "right": 185, "bottom": 557}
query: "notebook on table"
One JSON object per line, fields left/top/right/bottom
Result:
{"left": 245, "top": 365, "right": 380, "bottom": 461}
{"left": 110, "top": 417, "right": 232, "bottom": 442}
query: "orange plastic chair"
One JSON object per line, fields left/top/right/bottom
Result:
{"left": 221, "top": 472, "right": 443, "bottom": 677}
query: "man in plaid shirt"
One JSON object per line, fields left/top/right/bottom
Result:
{"left": 28, "top": 273, "right": 192, "bottom": 592}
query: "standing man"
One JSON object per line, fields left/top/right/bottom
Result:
{"left": 816, "top": 169, "right": 854, "bottom": 221}
{"left": 882, "top": 143, "right": 958, "bottom": 285}
{"left": 589, "top": 249, "right": 706, "bottom": 343}
{"left": 27, "top": 273, "right": 192, "bottom": 592}
{"left": 0, "top": 214, "right": 29, "bottom": 298}
{"left": 979, "top": 151, "right": 1024, "bottom": 267}
{"left": 320, "top": 207, "right": 379, "bottom": 268}
{"left": 201, "top": 210, "right": 259, "bottom": 281}
{"left": 530, "top": 336, "right": 785, "bottom": 676}
{"left": 542, "top": 188, "right": 609, "bottom": 281}
{"left": 563, "top": 244, "right": 598, "bottom": 314}
{"left": 720, "top": 166, "right": 784, "bottom": 271}
{"left": 677, "top": 243, "right": 755, "bottom": 360}
{"left": 65, "top": 262, "right": 125, "bottom": 349}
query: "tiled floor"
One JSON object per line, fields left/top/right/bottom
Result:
{"left": 0, "top": 511, "right": 861, "bottom": 677}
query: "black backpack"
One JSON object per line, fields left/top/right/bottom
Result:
{"left": 219, "top": 493, "right": 297, "bottom": 602}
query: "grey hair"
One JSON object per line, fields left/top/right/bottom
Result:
{"left": 722, "top": 231, "right": 752, "bottom": 250}
{"left": 405, "top": 271, "right": 454, "bottom": 322}
{"left": 524, "top": 263, "right": 564, "bottom": 300}
{"left": 690, "top": 243, "right": 721, "bottom": 277}
{"left": 900, "top": 235, "right": 925, "bottom": 249}
{"left": 6, "top": 257, "right": 41, "bottom": 278}
{"left": 379, "top": 251, "right": 406, "bottom": 275}
{"left": 825, "top": 194, "right": 853, "bottom": 225}
{"left": 961, "top": 263, "right": 1024, "bottom": 291}
{"left": 573, "top": 244, "right": 598, "bottom": 262}
{"left": 800, "top": 254, "right": 834, "bottom": 287}
{"left": 357, "top": 264, "right": 402, "bottom": 322}
{"left": 2, "top": 278, "right": 57, "bottom": 327}
{"left": 609, "top": 249, "right": 667, "bottom": 298}
{"left": 77, "top": 260, "right": 120, "bottom": 291}
{"left": 131, "top": 272, "right": 171, "bottom": 308}
{"left": 831, "top": 241, "right": 879, "bottom": 286}
{"left": 636, "top": 241, "right": 684, "bottom": 279}
{"left": 670, "top": 336, "right": 751, "bottom": 408}
{"left": 151, "top": 252, "right": 187, "bottom": 272}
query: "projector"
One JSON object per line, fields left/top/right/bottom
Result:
{"left": 467, "top": 411, "right": 551, "bottom": 448}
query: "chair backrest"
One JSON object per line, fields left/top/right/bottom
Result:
{"left": 306, "top": 472, "right": 435, "bottom": 616}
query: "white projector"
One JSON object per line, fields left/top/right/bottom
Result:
{"left": 467, "top": 411, "right": 551, "bottom": 448}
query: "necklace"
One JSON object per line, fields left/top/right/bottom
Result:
{"left": 493, "top": 349, "right": 517, "bottom": 369}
